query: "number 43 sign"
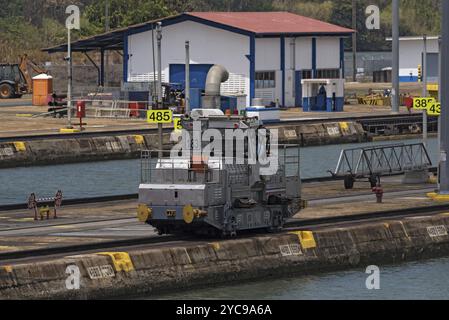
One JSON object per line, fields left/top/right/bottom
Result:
{"left": 413, "top": 97, "right": 441, "bottom": 116}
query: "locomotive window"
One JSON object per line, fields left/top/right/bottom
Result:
{"left": 174, "top": 191, "right": 178, "bottom": 199}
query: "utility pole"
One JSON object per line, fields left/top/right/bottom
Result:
{"left": 438, "top": 0, "right": 449, "bottom": 195}
{"left": 185, "top": 41, "right": 190, "bottom": 114}
{"left": 352, "top": 0, "right": 357, "bottom": 82}
{"left": 156, "top": 22, "right": 163, "bottom": 157}
{"left": 391, "top": 0, "right": 400, "bottom": 114}
{"left": 104, "top": 0, "right": 110, "bottom": 87}
{"left": 422, "top": 35, "right": 428, "bottom": 148}
{"left": 438, "top": 36, "right": 442, "bottom": 191}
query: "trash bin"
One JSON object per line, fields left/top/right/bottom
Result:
{"left": 129, "top": 102, "right": 146, "bottom": 118}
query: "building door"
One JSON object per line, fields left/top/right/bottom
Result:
{"left": 295, "top": 71, "right": 303, "bottom": 107}
{"left": 169, "top": 64, "right": 214, "bottom": 89}
{"left": 424, "top": 53, "right": 439, "bottom": 83}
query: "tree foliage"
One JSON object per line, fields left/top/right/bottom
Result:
{"left": 0, "top": 0, "right": 443, "bottom": 63}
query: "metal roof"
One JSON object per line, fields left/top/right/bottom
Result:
{"left": 42, "top": 12, "right": 354, "bottom": 53}
{"left": 188, "top": 12, "right": 354, "bottom": 35}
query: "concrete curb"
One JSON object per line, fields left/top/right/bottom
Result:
{"left": 1, "top": 214, "right": 449, "bottom": 299}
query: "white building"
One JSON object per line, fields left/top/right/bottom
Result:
{"left": 44, "top": 12, "right": 354, "bottom": 108}
{"left": 387, "top": 36, "right": 440, "bottom": 83}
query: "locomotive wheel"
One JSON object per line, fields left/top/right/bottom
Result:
{"left": 0, "top": 84, "right": 14, "bottom": 99}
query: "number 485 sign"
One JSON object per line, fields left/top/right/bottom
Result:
{"left": 147, "top": 110, "right": 173, "bottom": 124}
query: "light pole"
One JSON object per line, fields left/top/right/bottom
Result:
{"left": 438, "top": 0, "right": 449, "bottom": 195}
{"left": 66, "top": 25, "right": 73, "bottom": 129}
{"left": 156, "top": 22, "right": 163, "bottom": 157}
{"left": 352, "top": 0, "right": 357, "bottom": 82}
{"left": 104, "top": 0, "right": 110, "bottom": 87}
{"left": 185, "top": 41, "right": 190, "bottom": 114}
{"left": 422, "top": 35, "right": 428, "bottom": 148}
{"left": 391, "top": 0, "right": 400, "bottom": 114}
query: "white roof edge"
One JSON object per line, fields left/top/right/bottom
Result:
{"left": 386, "top": 36, "right": 440, "bottom": 41}
{"left": 32, "top": 73, "right": 52, "bottom": 80}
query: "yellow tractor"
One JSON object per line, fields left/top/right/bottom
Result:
{"left": 0, "top": 54, "right": 47, "bottom": 99}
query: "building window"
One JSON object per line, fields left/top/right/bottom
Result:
{"left": 316, "top": 69, "right": 340, "bottom": 79}
{"left": 301, "top": 70, "right": 313, "bottom": 79}
{"left": 255, "top": 71, "right": 276, "bottom": 89}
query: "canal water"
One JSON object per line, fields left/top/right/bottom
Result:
{"left": 0, "top": 137, "right": 438, "bottom": 205}
{"left": 146, "top": 257, "right": 449, "bottom": 300}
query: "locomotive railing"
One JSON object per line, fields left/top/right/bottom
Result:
{"left": 140, "top": 145, "right": 301, "bottom": 185}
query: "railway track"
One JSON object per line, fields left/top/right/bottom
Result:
{"left": 277, "top": 112, "right": 425, "bottom": 126}
{"left": 1, "top": 201, "right": 448, "bottom": 263}
{"left": 0, "top": 171, "right": 438, "bottom": 211}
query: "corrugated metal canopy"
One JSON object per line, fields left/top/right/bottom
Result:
{"left": 42, "top": 14, "right": 180, "bottom": 53}
{"left": 42, "top": 29, "right": 126, "bottom": 53}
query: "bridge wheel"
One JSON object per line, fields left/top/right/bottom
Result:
{"left": 344, "top": 175, "right": 355, "bottom": 190}
{"left": 0, "top": 84, "right": 14, "bottom": 99}
{"left": 369, "top": 175, "right": 379, "bottom": 188}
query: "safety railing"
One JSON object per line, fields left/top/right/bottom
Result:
{"left": 140, "top": 150, "right": 226, "bottom": 185}
{"left": 63, "top": 99, "right": 151, "bottom": 119}
{"left": 140, "top": 144, "right": 301, "bottom": 185}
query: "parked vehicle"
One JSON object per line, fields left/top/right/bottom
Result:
{"left": 0, "top": 54, "right": 48, "bottom": 99}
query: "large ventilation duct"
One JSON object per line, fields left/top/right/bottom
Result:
{"left": 202, "top": 65, "right": 229, "bottom": 109}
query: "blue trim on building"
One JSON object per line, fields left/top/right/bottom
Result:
{"left": 100, "top": 49, "right": 105, "bottom": 86}
{"left": 249, "top": 35, "right": 256, "bottom": 104}
{"left": 123, "top": 32, "right": 129, "bottom": 83}
{"left": 399, "top": 76, "right": 419, "bottom": 82}
{"left": 340, "top": 38, "right": 345, "bottom": 78}
{"left": 280, "top": 36, "right": 286, "bottom": 107}
{"left": 312, "top": 38, "right": 317, "bottom": 78}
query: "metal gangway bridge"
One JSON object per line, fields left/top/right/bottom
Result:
{"left": 331, "top": 143, "right": 432, "bottom": 189}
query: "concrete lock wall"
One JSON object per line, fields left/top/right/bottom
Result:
{"left": 0, "top": 122, "right": 367, "bottom": 169}
{"left": 0, "top": 134, "right": 170, "bottom": 168}
{"left": 2, "top": 215, "right": 449, "bottom": 299}
{"left": 278, "top": 122, "right": 366, "bottom": 147}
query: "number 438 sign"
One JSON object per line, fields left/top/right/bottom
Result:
{"left": 413, "top": 97, "right": 441, "bottom": 116}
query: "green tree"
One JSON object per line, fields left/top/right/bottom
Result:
{"left": 84, "top": 0, "right": 173, "bottom": 30}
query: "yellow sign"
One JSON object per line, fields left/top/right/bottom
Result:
{"left": 413, "top": 97, "right": 435, "bottom": 110}
{"left": 427, "top": 102, "right": 441, "bottom": 116}
{"left": 147, "top": 110, "right": 173, "bottom": 124}
{"left": 174, "top": 118, "right": 182, "bottom": 131}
